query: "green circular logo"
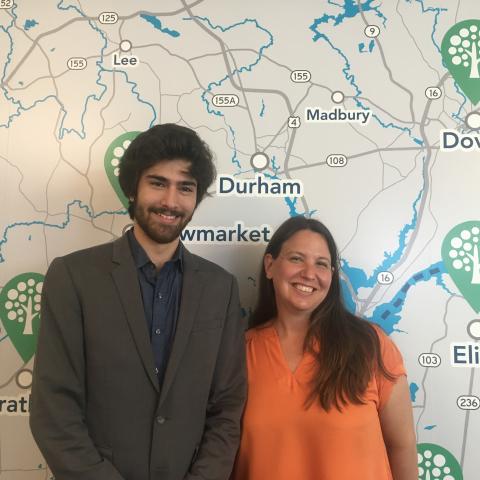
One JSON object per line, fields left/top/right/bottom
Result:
{"left": 417, "top": 443, "right": 463, "bottom": 480}
{"left": 104, "top": 131, "right": 140, "bottom": 208}
{"left": 0, "top": 272, "right": 45, "bottom": 362}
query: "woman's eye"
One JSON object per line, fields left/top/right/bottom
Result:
{"left": 316, "top": 261, "right": 331, "bottom": 270}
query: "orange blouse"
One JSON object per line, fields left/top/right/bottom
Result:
{"left": 231, "top": 324, "right": 406, "bottom": 480}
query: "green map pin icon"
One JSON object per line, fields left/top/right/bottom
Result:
{"left": 0, "top": 272, "right": 45, "bottom": 363}
{"left": 441, "top": 19, "right": 480, "bottom": 105}
{"left": 442, "top": 221, "right": 480, "bottom": 312}
{"left": 104, "top": 131, "right": 140, "bottom": 208}
{"left": 417, "top": 443, "right": 463, "bottom": 480}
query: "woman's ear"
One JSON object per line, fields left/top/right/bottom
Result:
{"left": 264, "top": 254, "right": 274, "bottom": 280}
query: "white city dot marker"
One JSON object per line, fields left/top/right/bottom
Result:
{"left": 467, "top": 319, "right": 480, "bottom": 340}
{"left": 331, "top": 91, "right": 345, "bottom": 104}
{"left": 120, "top": 40, "right": 132, "bottom": 52}
{"left": 16, "top": 369, "right": 33, "bottom": 389}
{"left": 250, "top": 152, "right": 269, "bottom": 171}
{"left": 465, "top": 111, "right": 480, "bottom": 130}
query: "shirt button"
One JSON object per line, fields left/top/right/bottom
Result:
{"left": 156, "top": 416, "right": 166, "bottom": 424}
{"left": 158, "top": 293, "right": 163, "bottom": 299}
{"left": 155, "top": 328, "right": 161, "bottom": 335}
{"left": 155, "top": 367, "right": 159, "bottom": 375}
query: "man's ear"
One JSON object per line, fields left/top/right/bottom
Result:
{"left": 264, "top": 254, "right": 274, "bottom": 279}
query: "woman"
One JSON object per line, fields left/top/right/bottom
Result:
{"left": 231, "top": 216, "right": 417, "bottom": 480}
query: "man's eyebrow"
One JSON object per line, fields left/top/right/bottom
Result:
{"left": 179, "top": 179, "right": 197, "bottom": 186}
{"left": 145, "top": 174, "right": 197, "bottom": 186}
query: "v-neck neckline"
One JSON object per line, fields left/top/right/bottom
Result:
{"left": 268, "top": 325, "right": 309, "bottom": 376}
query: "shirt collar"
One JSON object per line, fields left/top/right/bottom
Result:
{"left": 127, "top": 228, "right": 184, "bottom": 272}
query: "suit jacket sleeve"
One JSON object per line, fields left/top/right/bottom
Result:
{"left": 185, "top": 275, "right": 247, "bottom": 480}
{"left": 30, "top": 257, "right": 125, "bottom": 480}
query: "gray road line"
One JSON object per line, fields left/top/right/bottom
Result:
{"left": 282, "top": 86, "right": 315, "bottom": 215}
{"left": 351, "top": 95, "right": 418, "bottom": 125}
{"left": 460, "top": 341, "right": 477, "bottom": 468}
{"left": 191, "top": 47, "right": 419, "bottom": 128}
{"left": 0, "top": 362, "right": 27, "bottom": 389}
{"left": 341, "top": 150, "right": 419, "bottom": 255}
{"left": 261, "top": 84, "right": 312, "bottom": 153}
{"left": 381, "top": 149, "right": 441, "bottom": 290}
{"left": 135, "top": 42, "right": 210, "bottom": 94}
{"left": 357, "top": 1, "right": 416, "bottom": 123}
{"left": 415, "top": 295, "right": 454, "bottom": 439}
{"left": 357, "top": 73, "right": 449, "bottom": 316}
{"left": 276, "top": 145, "right": 435, "bottom": 176}
{"left": 224, "top": 48, "right": 259, "bottom": 151}
{"left": 181, "top": 0, "right": 310, "bottom": 213}
{"left": 181, "top": 0, "right": 285, "bottom": 153}
{"left": 0, "top": 156, "right": 44, "bottom": 213}
{"left": 181, "top": 0, "right": 295, "bottom": 118}
{"left": 3, "top": 0, "right": 205, "bottom": 85}
{"left": 85, "top": 71, "right": 117, "bottom": 236}
{"left": 395, "top": 0, "right": 441, "bottom": 81}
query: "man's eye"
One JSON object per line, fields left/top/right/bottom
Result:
{"left": 150, "top": 181, "right": 165, "bottom": 187}
{"left": 289, "top": 256, "right": 302, "bottom": 262}
{"left": 180, "top": 185, "right": 194, "bottom": 193}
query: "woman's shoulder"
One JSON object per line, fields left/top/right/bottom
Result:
{"left": 369, "top": 322, "right": 405, "bottom": 373}
{"left": 245, "top": 323, "right": 276, "bottom": 343}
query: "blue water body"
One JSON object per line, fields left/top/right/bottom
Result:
{"left": 0, "top": 200, "right": 127, "bottom": 263}
{"left": 369, "top": 261, "right": 447, "bottom": 334}
{"left": 194, "top": 16, "right": 273, "bottom": 120}
{"left": 140, "top": 14, "right": 180, "bottom": 37}
{"left": 407, "top": 0, "right": 447, "bottom": 53}
{"left": 358, "top": 40, "right": 375, "bottom": 53}
{"left": 270, "top": 156, "right": 280, "bottom": 175}
{"left": 45, "top": 2, "right": 156, "bottom": 138}
{"left": 24, "top": 19, "right": 38, "bottom": 30}
{"left": 341, "top": 278, "right": 356, "bottom": 313}
{"left": 424, "top": 425, "right": 437, "bottom": 430}
{"left": 192, "top": 16, "right": 272, "bottom": 175}
{"left": 413, "top": 138, "right": 424, "bottom": 145}
{"left": 228, "top": 126, "right": 241, "bottom": 171}
{"left": 284, "top": 197, "right": 299, "bottom": 216}
{"left": 410, "top": 382, "right": 419, "bottom": 401}
{"left": 259, "top": 99, "right": 265, "bottom": 117}
{"left": 310, "top": 0, "right": 386, "bottom": 29}
{"left": 308, "top": 1, "right": 449, "bottom": 144}
{"left": 342, "top": 188, "right": 422, "bottom": 295}
{"left": 309, "top": 4, "right": 420, "bottom": 139}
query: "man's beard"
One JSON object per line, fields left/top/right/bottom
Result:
{"left": 133, "top": 203, "right": 193, "bottom": 244}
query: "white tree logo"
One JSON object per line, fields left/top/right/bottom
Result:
{"left": 447, "top": 24, "right": 480, "bottom": 78}
{"left": 448, "top": 226, "right": 480, "bottom": 284}
{"left": 4, "top": 277, "right": 43, "bottom": 335}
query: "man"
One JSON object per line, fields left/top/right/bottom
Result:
{"left": 30, "top": 124, "right": 246, "bottom": 480}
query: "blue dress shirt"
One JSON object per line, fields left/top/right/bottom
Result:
{"left": 127, "top": 229, "right": 183, "bottom": 386}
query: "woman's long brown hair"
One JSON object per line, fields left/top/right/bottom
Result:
{"left": 250, "top": 216, "right": 396, "bottom": 411}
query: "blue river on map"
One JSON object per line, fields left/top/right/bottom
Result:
{"left": 140, "top": 14, "right": 181, "bottom": 37}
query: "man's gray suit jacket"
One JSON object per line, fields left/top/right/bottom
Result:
{"left": 30, "top": 234, "right": 246, "bottom": 480}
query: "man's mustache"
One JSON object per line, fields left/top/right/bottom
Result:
{"left": 148, "top": 206, "right": 184, "bottom": 217}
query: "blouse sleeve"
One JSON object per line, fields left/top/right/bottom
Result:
{"left": 374, "top": 326, "right": 407, "bottom": 410}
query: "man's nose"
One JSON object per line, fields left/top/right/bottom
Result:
{"left": 160, "top": 185, "right": 179, "bottom": 209}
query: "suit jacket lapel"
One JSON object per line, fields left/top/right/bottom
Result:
{"left": 159, "top": 248, "right": 203, "bottom": 406}
{"left": 111, "top": 235, "right": 159, "bottom": 392}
